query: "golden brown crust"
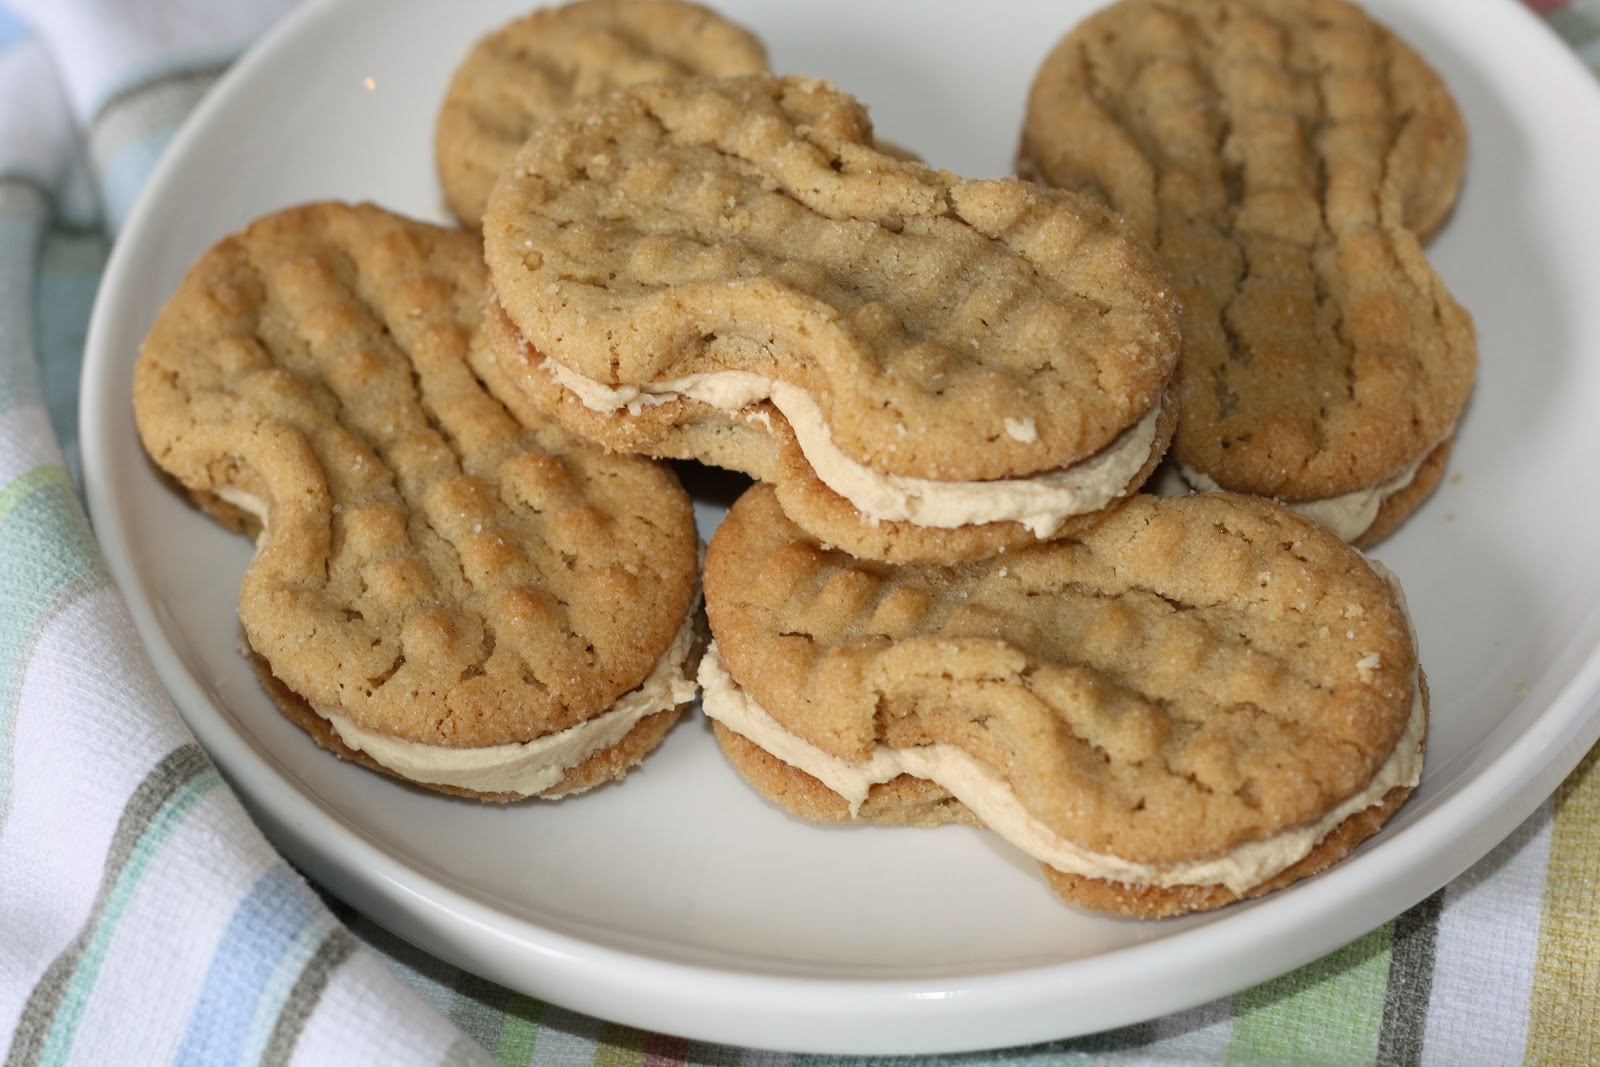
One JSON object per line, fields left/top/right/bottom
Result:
{"left": 1020, "top": 0, "right": 1467, "bottom": 243}
{"left": 1019, "top": 0, "right": 1475, "bottom": 509}
{"left": 133, "top": 202, "right": 699, "bottom": 777}
{"left": 483, "top": 73, "right": 1181, "bottom": 484}
{"left": 704, "top": 483, "right": 1420, "bottom": 869}
{"left": 434, "top": 0, "right": 769, "bottom": 228}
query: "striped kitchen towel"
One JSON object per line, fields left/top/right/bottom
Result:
{"left": 2, "top": 1, "right": 1598, "bottom": 1065}
{"left": 0, "top": 2, "right": 489, "bottom": 1064}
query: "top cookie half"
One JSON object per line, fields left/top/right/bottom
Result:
{"left": 132, "top": 201, "right": 701, "bottom": 766}
{"left": 1019, "top": 0, "right": 1475, "bottom": 519}
{"left": 482, "top": 73, "right": 1182, "bottom": 558}
{"left": 435, "top": 0, "right": 770, "bottom": 229}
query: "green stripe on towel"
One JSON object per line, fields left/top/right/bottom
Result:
{"left": 1226, "top": 922, "right": 1393, "bottom": 1063}
{"left": 5, "top": 744, "right": 218, "bottom": 1067}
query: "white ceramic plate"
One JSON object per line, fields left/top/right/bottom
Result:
{"left": 81, "top": 0, "right": 1600, "bottom": 1054}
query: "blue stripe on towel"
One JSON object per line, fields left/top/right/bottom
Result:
{"left": 173, "top": 863, "right": 329, "bottom": 1067}
{"left": 0, "top": 9, "right": 30, "bottom": 52}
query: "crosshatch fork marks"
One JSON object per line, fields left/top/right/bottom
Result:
{"left": 1020, "top": 0, "right": 1474, "bottom": 505}
{"left": 131, "top": 202, "right": 700, "bottom": 752}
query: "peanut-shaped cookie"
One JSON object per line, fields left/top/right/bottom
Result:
{"left": 479, "top": 74, "right": 1181, "bottom": 564}
{"left": 1019, "top": 0, "right": 1475, "bottom": 545}
{"left": 133, "top": 201, "right": 701, "bottom": 800}
{"left": 701, "top": 483, "right": 1425, "bottom": 917}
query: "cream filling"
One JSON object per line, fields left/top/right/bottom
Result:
{"left": 315, "top": 613, "right": 700, "bottom": 795}
{"left": 215, "top": 486, "right": 270, "bottom": 539}
{"left": 542, "top": 359, "right": 1163, "bottom": 538}
{"left": 698, "top": 638, "right": 1424, "bottom": 895}
{"left": 215, "top": 486, "right": 702, "bottom": 795}
{"left": 1177, "top": 448, "right": 1433, "bottom": 543}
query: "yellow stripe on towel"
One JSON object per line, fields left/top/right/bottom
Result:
{"left": 1528, "top": 742, "right": 1600, "bottom": 1065}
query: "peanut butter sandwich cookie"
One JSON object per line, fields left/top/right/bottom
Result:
{"left": 1019, "top": 0, "right": 1475, "bottom": 546}
{"left": 133, "top": 201, "right": 701, "bottom": 801}
{"left": 435, "top": 0, "right": 770, "bottom": 229}
{"left": 700, "top": 483, "right": 1426, "bottom": 917}
{"left": 478, "top": 73, "right": 1182, "bottom": 564}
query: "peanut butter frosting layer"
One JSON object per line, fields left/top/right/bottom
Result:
{"left": 701, "top": 640, "right": 1423, "bottom": 911}
{"left": 133, "top": 201, "right": 700, "bottom": 763}
{"left": 1019, "top": 0, "right": 1475, "bottom": 505}
{"left": 483, "top": 73, "right": 1181, "bottom": 485}
{"left": 703, "top": 483, "right": 1422, "bottom": 873}
{"left": 477, "top": 293, "right": 1177, "bottom": 564}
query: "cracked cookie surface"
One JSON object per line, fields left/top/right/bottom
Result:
{"left": 481, "top": 73, "right": 1180, "bottom": 562}
{"left": 702, "top": 483, "right": 1425, "bottom": 915}
{"left": 133, "top": 201, "right": 700, "bottom": 799}
{"left": 435, "top": 0, "right": 770, "bottom": 229}
{"left": 1019, "top": 0, "right": 1474, "bottom": 536}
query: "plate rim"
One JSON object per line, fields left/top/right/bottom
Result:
{"left": 79, "top": 0, "right": 1600, "bottom": 1053}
